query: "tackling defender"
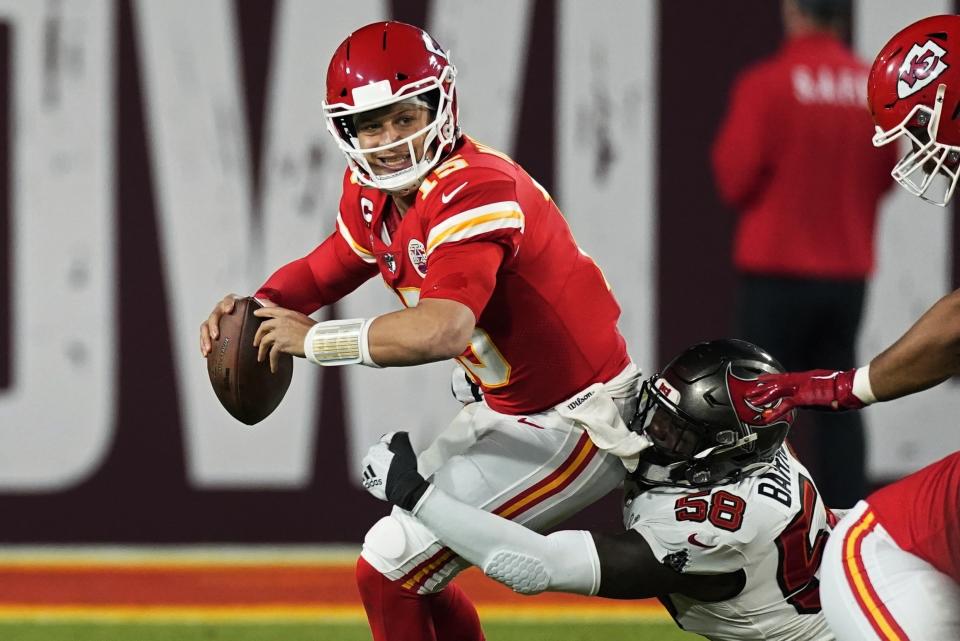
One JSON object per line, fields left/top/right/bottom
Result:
{"left": 199, "top": 21, "right": 645, "bottom": 641}
{"left": 746, "top": 15, "right": 960, "bottom": 640}
{"left": 364, "top": 340, "right": 836, "bottom": 641}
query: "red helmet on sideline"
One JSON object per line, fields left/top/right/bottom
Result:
{"left": 322, "top": 21, "right": 460, "bottom": 193}
{"left": 869, "top": 15, "right": 960, "bottom": 205}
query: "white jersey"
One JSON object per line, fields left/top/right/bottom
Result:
{"left": 623, "top": 446, "right": 835, "bottom": 641}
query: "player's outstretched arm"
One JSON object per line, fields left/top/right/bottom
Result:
{"left": 293, "top": 298, "right": 474, "bottom": 369}
{"left": 202, "top": 232, "right": 377, "bottom": 360}
{"left": 365, "top": 299, "right": 475, "bottom": 366}
{"left": 361, "top": 433, "right": 741, "bottom": 600}
{"left": 591, "top": 531, "right": 744, "bottom": 601}
{"left": 867, "top": 288, "right": 960, "bottom": 400}
{"left": 747, "top": 289, "right": 960, "bottom": 421}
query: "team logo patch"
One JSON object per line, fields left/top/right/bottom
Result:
{"left": 653, "top": 377, "right": 681, "bottom": 405}
{"left": 898, "top": 40, "right": 949, "bottom": 99}
{"left": 408, "top": 239, "right": 427, "bottom": 277}
{"left": 421, "top": 32, "right": 446, "bottom": 58}
{"left": 383, "top": 252, "right": 397, "bottom": 274}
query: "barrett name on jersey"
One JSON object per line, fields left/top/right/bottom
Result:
{"left": 625, "top": 446, "right": 835, "bottom": 641}
{"left": 334, "top": 135, "right": 629, "bottom": 415}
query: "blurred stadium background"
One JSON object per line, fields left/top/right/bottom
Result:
{"left": 0, "top": 0, "right": 957, "bottom": 639}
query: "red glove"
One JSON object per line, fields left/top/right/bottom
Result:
{"left": 745, "top": 369, "right": 866, "bottom": 424}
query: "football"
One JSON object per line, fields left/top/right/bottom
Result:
{"left": 207, "top": 297, "right": 293, "bottom": 425}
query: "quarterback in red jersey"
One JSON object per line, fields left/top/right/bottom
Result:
{"left": 200, "top": 21, "right": 641, "bottom": 641}
{"left": 743, "top": 18, "right": 960, "bottom": 641}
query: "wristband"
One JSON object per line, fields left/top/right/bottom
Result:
{"left": 851, "top": 365, "right": 877, "bottom": 404}
{"left": 303, "top": 317, "right": 380, "bottom": 367}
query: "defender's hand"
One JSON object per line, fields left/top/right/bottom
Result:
{"left": 361, "top": 432, "right": 430, "bottom": 511}
{"left": 252, "top": 306, "right": 314, "bottom": 372}
{"left": 745, "top": 369, "right": 865, "bottom": 423}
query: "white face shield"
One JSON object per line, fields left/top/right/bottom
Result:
{"left": 323, "top": 66, "right": 458, "bottom": 194}
{"left": 874, "top": 84, "right": 960, "bottom": 206}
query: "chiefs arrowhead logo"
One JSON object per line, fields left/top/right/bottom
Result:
{"left": 898, "top": 40, "right": 949, "bottom": 99}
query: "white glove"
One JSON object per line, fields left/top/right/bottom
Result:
{"left": 361, "top": 433, "right": 394, "bottom": 502}
{"left": 361, "top": 432, "right": 430, "bottom": 511}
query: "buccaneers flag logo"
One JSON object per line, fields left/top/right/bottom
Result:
{"left": 898, "top": 40, "right": 949, "bottom": 99}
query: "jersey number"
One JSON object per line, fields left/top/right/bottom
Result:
{"left": 774, "top": 474, "right": 829, "bottom": 614}
{"left": 674, "top": 490, "right": 746, "bottom": 532}
{"left": 393, "top": 288, "right": 511, "bottom": 388}
{"left": 457, "top": 328, "right": 511, "bottom": 388}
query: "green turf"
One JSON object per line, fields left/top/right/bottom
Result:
{"left": 0, "top": 621, "right": 705, "bottom": 641}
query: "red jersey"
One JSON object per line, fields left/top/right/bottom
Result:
{"left": 868, "top": 452, "right": 960, "bottom": 583}
{"left": 258, "top": 136, "right": 629, "bottom": 415}
{"left": 712, "top": 34, "right": 898, "bottom": 279}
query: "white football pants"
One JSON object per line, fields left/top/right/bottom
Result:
{"left": 360, "top": 363, "right": 638, "bottom": 594}
{"left": 820, "top": 500, "right": 960, "bottom": 641}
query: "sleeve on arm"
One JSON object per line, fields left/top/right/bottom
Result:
{"left": 423, "top": 176, "right": 524, "bottom": 259}
{"left": 415, "top": 486, "right": 601, "bottom": 595}
{"left": 255, "top": 230, "right": 378, "bottom": 315}
{"left": 419, "top": 241, "right": 505, "bottom": 319}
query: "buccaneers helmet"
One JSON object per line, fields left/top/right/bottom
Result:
{"left": 322, "top": 21, "right": 460, "bottom": 193}
{"left": 629, "top": 339, "right": 794, "bottom": 488}
{"left": 869, "top": 15, "right": 960, "bottom": 206}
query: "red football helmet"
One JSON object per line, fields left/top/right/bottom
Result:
{"left": 869, "top": 15, "right": 960, "bottom": 205}
{"left": 322, "top": 21, "right": 459, "bottom": 193}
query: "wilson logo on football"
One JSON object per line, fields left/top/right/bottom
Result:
{"left": 898, "top": 40, "right": 949, "bottom": 98}
{"left": 408, "top": 239, "right": 428, "bottom": 277}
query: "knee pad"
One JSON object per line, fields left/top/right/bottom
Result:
{"left": 363, "top": 515, "right": 407, "bottom": 562}
{"left": 361, "top": 511, "right": 467, "bottom": 593}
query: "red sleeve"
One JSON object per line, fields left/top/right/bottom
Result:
{"left": 422, "top": 171, "right": 523, "bottom": 258}
{"left": 712, "top": 68, "right": 778, "bottom": 208}
{"left": 255, "top": 231, "right": 379, "bottom": 315}
{"left": 419, "top": 241, "right": 505, "bottom": 319}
